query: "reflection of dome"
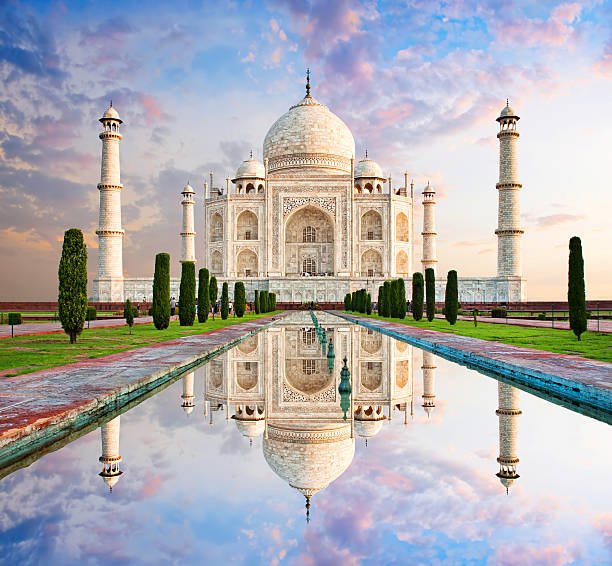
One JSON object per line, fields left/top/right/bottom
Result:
{"left": 100, "top": 472, "right": 123, "bottom": 489}
{"left": 182, "top": 405, "right": 194, "bottom": 415}
{"left": 235, "top": 419, "right": 265, "bottom": 438}
{"left": 100, "top": 103, "right": 122, "bottom": 122}
{"left": 234, "top": 157, "right": 265, "bottom": 179}
{"left": 354, "top": 420, "right": 384, "bottom": 438}
{"left": 263, "top": 422, "right": 355, "bottom": 498}
{"left": 423, "top": 405, "right": 434, "bottom": 417}
{"left": 263, "top": 94, "right": 355, "bottom": 173}
{"left": 354, "top": 157, "right": 384, "bottom": 179}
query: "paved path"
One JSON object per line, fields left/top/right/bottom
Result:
{"left": 451, "top": 314, "right": 612, "bottom": 334}
{"left": 0, "top": 313, "right": 289, "bottom": 468}
{"left": 0, "top": 316, "right": 155, "bottom": 338}
{"left": 335, "top": 313, "right": 612, "bottom": 415}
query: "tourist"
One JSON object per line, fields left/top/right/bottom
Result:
{"left": 170, "top": 296, "right": 176, "bottom": 317}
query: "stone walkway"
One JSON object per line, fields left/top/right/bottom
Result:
{"left": 452, "top": 314, "right": 612, "bottom": 334}
{"left": 0, "top": 316, "right": 155, "bottom": 338}
{"left": 0, "top": 313, "right": 288, "bottom": 468}
{"left": 334, "top": 313, "right": 612, "bottom": 415}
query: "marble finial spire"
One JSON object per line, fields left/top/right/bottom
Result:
{"left": 306, "top": 68, "right": 311, "bottom": 96}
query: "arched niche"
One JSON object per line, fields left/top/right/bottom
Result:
{"left": 285, "top": 359, "right": 333, "bottom": 395}
{"left": 210, "top": 213, "right": 223, "bottom": 242}
{"left": 237, "top": 210, "right": 258, "bottom": 240}
{"left": 211, "top": 250, "right": 223, "bottom": 275}
{"left": 396, "top": 212, "right": 410, "bottom": 242}
{"left": 236, "top": 362, "right": 258, "bottom": 390}
{"left": 360, "top": 249, "right": 382, "bottom": 277}
{"left": 360, "top": 361, "right": 383, "bottom": 391}
{"left": 284, "top": 206, "right": 334, "bottom": 276}
{"left": 361, "top": 330, "right": 382, "bottom": 354}
{"left": 396, "top": 250, "right": 409, "bottom": 276}
{"left": 361, "top": 210, "right": 382, "bottom": 240}
{"left": 236, "top": 249, "right": 257, "bottom": 277}
{"left": 237, "top": 334, "right": 258, "bottom": 354}
{"left": 396, "top": 360, "right": 410, "bottom": 389}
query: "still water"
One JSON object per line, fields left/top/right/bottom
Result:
{"left": 0, "top": 312, "right": 610, "bottom": 565}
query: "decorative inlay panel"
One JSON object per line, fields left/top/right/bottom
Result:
{"left": 283, "top": 197, "right": 336, "bottom": 218}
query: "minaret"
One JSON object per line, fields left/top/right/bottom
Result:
{"left": 495, "top": 101, "right": 523, "bottom": 277}
{"left": 99, "top": 416, "right": 122, "bottom": 491}
{"left": 94, "top": 102, "right": 124, "bottom": 302}
{"left": 421, "top": 182, "right": 437, "bottom": 276}
{"left": 180, "top": 182, "right": 196, "bottom": 263}
{"left": 421, "top": 350, "right": 436, "bottom": 417}
{"left": 495, "top": 382, "right": 522, "bottom": 493}
{"left": 181, "top": 371, "right": 195, "bottom": 414}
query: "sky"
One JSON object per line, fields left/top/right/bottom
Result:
{"left": 0, "top": 0, "right": 611, "bottom": 300}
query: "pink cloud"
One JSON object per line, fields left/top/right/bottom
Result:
{"left": 490, "top": 542, "right": 577, "bottom": 565}
{"left": 593, "top": 40, "right": 612, "bottom": 79}
{"left": 535, "top": 214, "right": 585, "bottom": 230}
{"left": 139, "top": 94, "right": 170, "bottom": 126}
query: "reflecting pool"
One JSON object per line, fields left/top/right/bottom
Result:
{"left": 0, "top": 312, "right": 611, "bottom": 565}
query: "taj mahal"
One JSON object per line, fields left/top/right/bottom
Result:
{"left": 93, "top": 73, "right": 526, "bottom": 303}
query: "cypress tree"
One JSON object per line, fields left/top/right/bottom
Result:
{"left": 412, "top": 272, "right": 424, "bottom": 321}
{"left": 179, "top": 261, "right": 196, "bottom": 326}
{"left": 377, "top": 286, "right": 383, "bottom": 315}
{"left": 444, "top": 270, "right": 458, "bottom": 325}
{"left": 568, "top": 236, "right": 587, "bottom": 340}
{"left": 392, "top": 280, "right": 401, "bottom": 318}
{"left": 254, "top": 289, "right": 260, "bottom": 314}
{"left": 262, "top": 290, "right": 269, "bottom": 313}
{"left": 234, "top": 281, "right": 246, "bottom": 317}
{"left": 383, "top": 281, "right": 392, "bottom": 318}
{"left": 270, "top": 292, "right": 276, "bottom": 311}
{"left": 344, "top": 293, "right": 351, "bottom": 311}
{"left": 398, "top": 278, "right": 406, "bottom": 319}
{"left": 209, "top": 275, "right": 218, "bottom": 320}
{"left": 152, "top": 253, "right": 171, "bottom": 330}
{"left": 425, "top": 268, "right": 435, "bottom": 322}
{"left": 124, "top": 298, "right": 134, "bottom": 334}
{"left": 221, "top": 282, "right": 229, "bottom": 319}
{"left": 58, "top": 228, "right": 88, "bottom": 343}
{"left": 198, "top": 268, "right": 210, "bottom": 323}
{"left": 366, "top": 292, "right": 372, "bottom": 315}
{"left": 351, "top": 291, "right": 357, "bottom": 312}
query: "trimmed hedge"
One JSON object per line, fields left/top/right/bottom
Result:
{"left": 425, "top": 268, "right": 435, "bottom": 322}
{"left": 86, "top": 306, "right": 97, "bottom": 321}
{"left": 8, "top": 313, "right": 22, "bottom": 325}
{"left": 234, "top": 281, "right": 246, "bottom": 317}
{"left": 152, "top": 253, "right": 171, "bottom": 330}
{"left": 209, "top": 275, "right": 218, "bottom": 319}
{"left": 179, "top": 261, "right": 196, "bottom": 326}
{"left": 198, "top": 268, "right": 210, "bottom": 323}
{"left": 221, "top": 282, "right": 229, "bottom": 320}
{"left": 412, "top": 272, "right": 424, "bottom": 321}
{"left": 491, "top": 307, "right": 507, "bottom": 318}
{"left": 254, "top": 290, "right": 260, "bottom": 314}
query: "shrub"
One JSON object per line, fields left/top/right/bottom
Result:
{"left": 270, "top": 292, "right": 276, "bottom": 311}
{"left": 351, "top": 291, "right": 357, "bottom": 312}
{"left": 179, "top": 262, "right": 196, "bottom": 326}
{"left": 398, "top": 278, "right": 406, "bottom": 319}
{"left": 538, "top": 312, "right": 546, "bottom": 320}
{"left": 234, "top": 281, "right": 246, "bottom": 317}
{"left": 124, "top": 298, "right": 134, "bottom": 334}
{"left": 261, "top": 290, "right": 269, "bottom": 313}
{"left": 568, "top": 236, "right": 587, "bottom": 341}
{"left": 132, "top": 305, "right": 140, "bottom": 318}
{"left": 412, "top": 272, "right": 424, "bottom": 321}
{"left": 473, "top": 308, "right": 478, "bottom": 327}
{"left": 377, "top": 286, "right": 383, "bottom": 315}
{"left": 221, "top": 282, "right": 229, "bottom": 319}
{"left": 491, "top": 307, "right": 507, "bottom": 318}
{"left": 58, "top": 228, "right": 88, "bottom": 343}
{"left": 8, "top": 313, "right": 22, "bottom": 325}
{"left": 425, "top": 268, "right": 435, "bottom": 322}
{"left": 366, "top": 293, "right": 372, "bottom": 315}
{"left": 86, "top": 306, "right": 97, "bottom": 321}
{"left": 147, "top": 307, "right": 153, "bottom": 316}
{"left": 444, "top": 270, "right": 458, "bottom": 325}
{"left": 209, "top": 275, "right": 218, "bottom": 320}
{"left": 254, "top": 290, "right": 260, "bottom": 314}
{"left": 344, "top": 293, "right": 352, "bottom": 311}
{"left": 152, "top": 253, "right": 170, "bottom": 330}
{"left": 383, "top": 281, "right": 392, "bottom": 318}
{"left": 198, "top": 268, "right": 210, "bottom": 323}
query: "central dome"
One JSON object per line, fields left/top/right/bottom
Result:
{"left": 263, "top": 94, "right": 355, "bottom": 174}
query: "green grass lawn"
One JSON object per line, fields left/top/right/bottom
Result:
{"left": 347, "top": 312, "right": 612, "bottom": 363}
{"left": 0, "top": 312, "right": 281, "bottom": 377}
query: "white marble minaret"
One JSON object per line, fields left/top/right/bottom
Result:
{"left": 421, "top": 182, "right": 437, "bottom": 276}
{"left": 99, "top": 416, "right": 123, "bottom": 491}
{"left": 94, "top": 102, "right": 124, "bottom": 302}
{"left": 181, "top": 371, "right": 195, "bottom": 414}
{"left": 180, "top": 182, "right": 196, "bottom": 263}
{"left": 495, "top": 382, "right": 522, "bottom": 493}
{"left": 421, "top": 350, "right": 436, "bottom": 417}
{"left": 495, "top": 101, "right": 523, "bottom": 277}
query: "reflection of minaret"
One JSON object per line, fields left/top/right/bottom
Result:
{"left": 181, "top": 372, "right": 195, "bottom": 415}
{"left": 421, "top": 350, "right": 436, "bottom": 417}
{"left": 99, "top": 416, "right": 122, "bottom": 491}
{"left": 496, "top": 382, "right": 522, "bottom": 493}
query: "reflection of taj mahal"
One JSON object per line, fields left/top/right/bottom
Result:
{"left": 93, "top": 74, "right": 526, "bottom": 303}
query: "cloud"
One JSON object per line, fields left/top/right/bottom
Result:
{"left": 535, "top": 214, "right": 585, "bottom": 230}
{"left": 593, "top": 39, "right": 612, "bottom": 79}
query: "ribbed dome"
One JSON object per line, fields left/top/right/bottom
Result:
{"left": 354, "top": 157, "right": 384, "bottom": 179}
{"left": 100, "top": 104, "right": 122, "bottom": 123}
{"left": 234, "top": 157, "right": 265, "bottom": 179}
{"left": 263, "top": 94, "right": 355, "bottom": 174}
{"left": 263, "top": 422, "right": 354, "bottom": 497}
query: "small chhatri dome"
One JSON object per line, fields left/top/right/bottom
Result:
{"left": 498, "top": 100, "right": 519, "bottom": 121}
{"left": 354, "top": 155, "right": 384, "bottom": 179}
{"left": 234, "top": 156, "right": 265, "bottom": 180}
{"left": 100, "top": 101, "right": 122, "bottom": 123}
{"left": 182, "top": 181, "right": 194, "bottom": 194}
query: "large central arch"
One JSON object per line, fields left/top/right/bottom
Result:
{"left": 284, "top": 205, "right": 335, "bottom": 276}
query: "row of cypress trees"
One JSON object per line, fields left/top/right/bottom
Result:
{"left": 410, "top": 268, "right": 458, "bottom": 324}
{"left": 377, "top": 278, "right": 407, "bottom": 319}
{"left": 345, "top": 289, "right": 372, "bottom": 314}
{"left": 254, "top": 290, "right": 276, "bottom": 314}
